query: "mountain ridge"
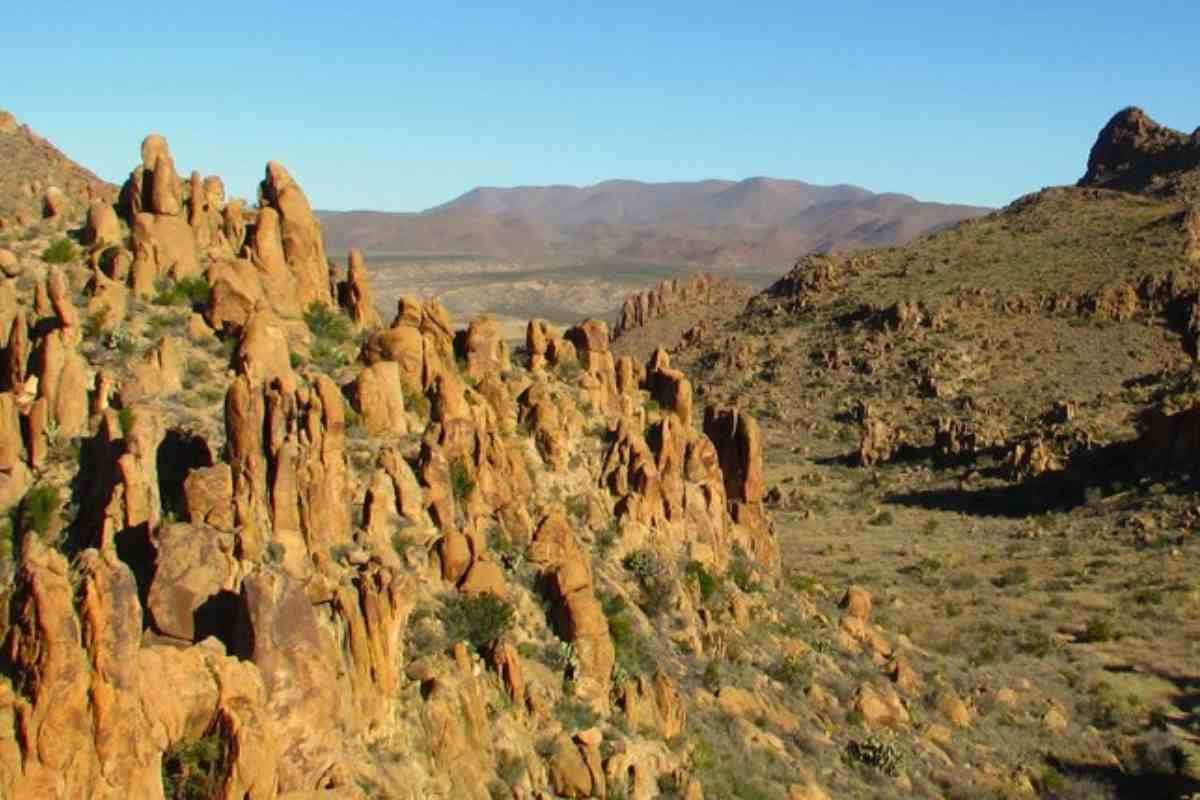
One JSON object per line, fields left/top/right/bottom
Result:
{"left": 319, "top": 177, "right": 991, "bottom": 267}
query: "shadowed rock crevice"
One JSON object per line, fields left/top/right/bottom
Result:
{"left": 156, "top": 428, "right": 213, "bottom": 520}
{"left": 192, "top": 589, "right": 251, "bottom": 659}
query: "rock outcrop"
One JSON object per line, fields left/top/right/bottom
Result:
{"left": 1079, "top": 106, "right": 1200, "bottom": 199}
{"left": 337, "top": 248, "right": 382, "bottom": 330}
{"left": 613, "top": 274, "right": 727, "bottom": 339}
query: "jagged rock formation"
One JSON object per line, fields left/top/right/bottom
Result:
{"left": 338, "top": 248, "right": 383, "bottom": 330}
{"left": 1079, "top": 106, "right": 1200, "bottom": 200}
{"left": 0, "top": 131, "right": 781, "bottom": 799}
{"left": 613, "top": 274, "right": 736, "bottom": 339}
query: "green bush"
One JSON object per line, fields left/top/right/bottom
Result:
{"left": 702, "top": 660, "right": 722, "bottom": 692}
{"left": 868, "top": 509, "right": 895, "bottom": 526}
{"left": 153, "top": 276, "right": 212, "bottom": 308}
{"left": 727, "top": 550, "right": 761, "bottom": 593}
{"left": 440, "top": 592, "right": 515, "bottom": 651}
{"left": 602, "top": 593, "right": 654, "bottom": 679}
{"left": 554, "top": 696, "right": 598, "bottom": 730}
{"left": 404, "top": 385, "right": 431, "bottom": 417}
{"left": 564, "top": 494, "right": 588, "bottom": 520}
{"left": 310, "top": 340, "right": 348, "bottom": 373}
{"left": 993, "top": 564, "right": 1030, "bottom": 588}
{"left": 264, "top": 542, "right": 286, "bottom": 565}
{"left": 18, "top": 485, "right": 60, "bottom": 538}
{"left": 392, "top": 531, "right": 416, "bottom": 559}
{"left": 595, "top": 519, "right": 620, "bottom": 557}
{"left": 83, "top": 310, "right": 110, "bottom": 339}
{"left": 303, "top": 301, "right": 352, "bottom": 343}
{"left": 487, "top": 526, "right": 524, "bottom": 570}
{"left": 162, "top": 734, "right": 226, "bottom": 800}
{"left": 41, "top": 238, "right": 76, "bottom": 264}
{"left": 622, "top": 548, "right": 664, "bottom": 581}
{"left": 302, "top": 302, "right": 354, "bottom": 373}
{"left": 684, "top": 561, "right": 721, "bottom": 603}
{"left": 450, "top": 459, "right": 475, "bottom": 502}
{"left": 770, "top": 653, "right": 811, "bottom": 687}
{"left": 1080, "top": 616, "right": 1118, "bottom": 643}
{"left": 118, "top": 407, "right": 135, "bottom": 437}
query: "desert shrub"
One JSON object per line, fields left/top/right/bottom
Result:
{"left": 702, "top": 660, "right": 722, "bottom": 692}
{"left": 595, "top": 519, "right": 620, "bottom": 557}
{"left": 392, "top": 530, "right": 416, "bottom": 559}
{"left": 303, "top": 301, "right": 352, "bottom": 343}
{"left": 83, "top": 309, "right": 109, "bottom": 340}
{"left": 564, "top": 493, "right": 588, "bottom": 520}
{"left": 1133, "top": 588, "right": 1164, "bottom": 606}
{"left": 993, "top": 564, "right": 1030, "bottom": 588}
{"left": 185, "top": 357, "right": 211, "bottom": 380}
{"left": 623, "top": 548, "right": 673, "bottom": 616}
{"left": 847, "top": 735, "right": 905, "bottom": 775}
{"left": 496, "top": 752, "right": 526, "bottom": 787}
{"left": 1130, "top": 729, "right": 1187, "bottom": 775}
{"left": 868, "top": 509, "right": 895, "bottom": 526}
{"left": 118, "top": 407, "right": 135, "bottom": 437}
{"left": 309, "top": 339, "right": 348, "bottom": 373}
{"left": 622, "top": 549, "right": 664, "bottom": 581}
{"left": 263, "top": 541, "right": 286, "bottom": 565}
{"left": 554, "top": 695, "right": 597, "bottom": 730}
{"left": 788, "top": 573, "right": 818, "bottom": 594}
{"left": 1016, "top": 627, "right": 1056, "bottom": 657}
{"left": 770, "top": 653, "right": 812, "bottom": 688}
{"left": 606, "top": 780, "right": 631, "bottom": 800}
{"left": 154, "top": 276, "right": 211, "bottom": 308}
{"left": 728, "top": 548, "right": 761, "bottom": 593}
{"left": 18, "top": 484, "right": 60, "bottom": 538}
{"left": 1079, "top": 616, "right": 1118, "bottom": 643}
{"left": 602, "top": 593, "right": 654, "bottom": 679}
{"left": 41, "top": 238, "right": 76, "bottom": 264}
{"left": 404, "top": 384, "right": 430, "bottom": 417}
{"left": 684, "top": 560, "right": 721, "bottom": 603}
{"left": 147, "top": 312, "right": 185, "bottom": 337}
{"left": 440, "top": 592, "right": 514, "bottom": 651}
{"left": 450, "top": 459, "right": 475, "bottom": 501}
{"left": 162, "top": 734, "right": 226, "bottom": 800}
{"left": 487, "top": 527, "right": 523, "bottom": 570}
{"left": 101, "top": 325, "right": 135, "bottom": 353}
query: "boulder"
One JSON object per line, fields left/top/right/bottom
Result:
{"left": 84, "top": 201, "right": 121, "bottom": 247}
{"left": 0, "top": 249, "right": 20, "bottom": 278}
{"left": 42, "top": 186, "right": 67, "bottom": 219}
{"left": 347, "top": 361, "right": 408, "bottom": 435}
{"left": 146, "top": 523, "right": 238, "bottom": 641}
{"left": 182, "top": 463, "right": 235, "bottom": 531}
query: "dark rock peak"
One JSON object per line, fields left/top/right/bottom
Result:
{"left": 1079, "top": 106, "right": 1200, "bottom": 198}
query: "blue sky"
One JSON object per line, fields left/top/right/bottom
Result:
{"left": 4, "top": 2, "right": 1197, "bottom": 211}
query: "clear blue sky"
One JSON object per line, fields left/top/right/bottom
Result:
{"left": 4, "top": 2, "right": 1197, "bottom": 211}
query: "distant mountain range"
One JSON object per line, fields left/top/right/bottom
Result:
{"left": 317, "top": 178, "right": 991, "bottom": 269}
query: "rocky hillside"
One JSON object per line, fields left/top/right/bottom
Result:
{"left": 0, "top": 110, "right": 115, "bottom": 227}
{"left": 618, "top": 109, "right": 1200, "bottom": 798}
{"left": 318, "top": 178, "right": 989, "bottom": 270}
